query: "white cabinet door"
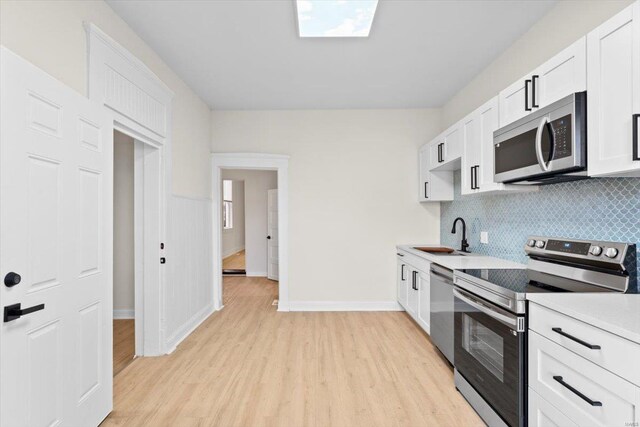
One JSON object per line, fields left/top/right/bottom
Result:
{"left": 443, "top": 124, "right": 463, "bottom": 162}
{"left": 529, "top": 388, "right": 579, "bottom": 427}
{"left": 428, "top": 138, "right": 443, "bottom": 170}
{"left": 397, "top": 257, "right": 408, "bottom": 309}
{"left": 587, "top": 1, "right": 640, "bottom": 177}
{"left": 476, "top": 97, "right": 502, "bottom": 193}
{"left": 416, "top": 269, "right": 431, "bottom": 334}
{"left": 461, "top": 113, "right": 480, "bottom": 196}
{"left": 419, "top": 142, "right": 454, "bottom": 203}
{"left": 535, "top": 37, "right": 586, "bottom": 109}
{"left": 499, "top": 77, "right": 530, "bottom": 127}
{"left": 406, "top": 268, "right": 419, "bottom": 318}
{"left": 1, "top": 48, "right": 113, "bottom": 427}
{"left": 418, "top": 146, "right": 430, "bottom": 202}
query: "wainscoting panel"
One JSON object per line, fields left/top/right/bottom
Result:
{"left": 165, "top": 196, "right": 214, "bottom": 351}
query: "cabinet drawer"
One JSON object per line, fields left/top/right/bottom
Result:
{"left": 529, "top": 302, "right": 640, "bottom": 386}
{"left": 529, "top": 387, "right": 578, "bottom": 427}
{"left": 529, "top": 330, "right": 640, "bottom": 427}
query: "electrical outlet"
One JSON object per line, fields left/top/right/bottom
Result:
{"left": 480, "top": 231, "right": 489, "bottom": 244}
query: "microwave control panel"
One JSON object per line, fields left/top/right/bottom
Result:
{"left": 550, "top": 114, "right": 572, "bottom": 159}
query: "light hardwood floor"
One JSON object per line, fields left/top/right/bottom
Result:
{"left": 113, "top": 319, "right": 135, "bottom": 377}
{"left": 223, "top": 250, "right": 246, "bottom": 270}
{"left": 103, "top": 277, "right": 482, "bottom": 426}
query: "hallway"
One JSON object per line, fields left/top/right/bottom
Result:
{"left": 103, "top": 277, "right": 482, "bottom": 426}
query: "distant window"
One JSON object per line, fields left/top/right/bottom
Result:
{"left": 223, "top": 180, "right": 233, "bottom": 229}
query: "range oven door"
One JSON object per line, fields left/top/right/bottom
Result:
{"left": 453, "top": 287, "right": 526, "bottom": 427}
{"left": 493, "top": 92, "right": 586, "bottom": 184}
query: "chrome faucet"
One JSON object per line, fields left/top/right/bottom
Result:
{"left": 451, "top": 217, "right": 470, "bottom": 253}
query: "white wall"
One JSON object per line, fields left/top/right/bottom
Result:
{"left": 0, "top": 0, "right": 211, "bottom": 198}
{"left": 113, "top": 131, "right": 135, "bottom": 316}
{"left": 441, "top": 0, "right": 634, "bottom": 128}
{"left": 222, "top": 180, "right": 245, "bottom": 258}
{"left": 221, "top": 170, "right": 277, "bottom": 276}
{"left": 211, "top": 109, "right": 442, "bottom": 303}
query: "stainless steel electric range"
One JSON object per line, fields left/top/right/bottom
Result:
{"left": 451, "top": 236, "right": 637, "bottom": 427}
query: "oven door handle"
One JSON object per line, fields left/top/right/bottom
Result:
{"left": 453, "top": 287, "right": 519, "bottom": 329}
{"left": 535, "top": 116, "right": 552, "bottom": 172}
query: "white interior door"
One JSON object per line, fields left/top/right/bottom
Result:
{"left": 0, "top": 48, "right": 113, "bottom": 426}
{"left": 267, "top": 189, "right": 279, "bottom": 281}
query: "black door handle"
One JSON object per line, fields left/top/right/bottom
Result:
{"left": 412, "top": 271, "right": 418, "bottom": 290}
{"left": 552, "top": 327, "right": 601, "bottom": 349}
{"left": 633, "top": 113, "right": 639, "bottom": 161}
{"left": 532, "top": 75, "right": 539, "bottom": 108}
{"left": 553, "top": 376, "right": 602, "bottom": 407}
{"left": 424, "top": 181, "right": 429, "bottom": 199}
{"left": 4, "top": 272, "right": 21, "bottom": 287}
{"left": 474, "top": 165, "right": 480, "bottom": 190}
{"left": 401, "top": 264, "right": 406, "bottom": 281}
{"left": 525, "top": 79, "right": 532, "bottom": 111}
{"left": 267, "top": 236, "right": 271, "bottom": 240}
{"left": 4, "top": 303, "right": 45, "bottom": 322}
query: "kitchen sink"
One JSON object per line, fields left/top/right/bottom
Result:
{"left": 412, "top": 247, "right": 469, "bottom": 256}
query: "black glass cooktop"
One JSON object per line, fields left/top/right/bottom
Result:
{"left": 458, "top": 268, "right": 610, "bottom": 295}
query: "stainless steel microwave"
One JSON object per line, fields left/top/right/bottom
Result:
{"left": 493, "top": 92, "right": 587, "bottom": 185}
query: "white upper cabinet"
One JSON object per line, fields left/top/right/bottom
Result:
{"left": 428, "top": 125, "right": 463, "bottom": 171}
{"left": 419, "top": 143, "right": 454, "bottom": 202}
{"left": 499, "top": 37, "right": 587, "bottom": 128}
{"left": 587, "top": 1, "right": 640, "bottom": 177}
{"left": 461, "top": 97, "right": 538, "bottom": 195}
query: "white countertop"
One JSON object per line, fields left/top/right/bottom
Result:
{"left": 527, "top": 293, "right": 640, "bottom": 345}
{"left": 396, "top": 244, "right": 525, "bottom": 270}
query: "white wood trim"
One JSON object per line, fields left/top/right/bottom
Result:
{"left": 212, "top": 153, "right": 290, "bottom": 311}
{"left": 165, "top": 303, "right": 215, "bottom": 354}
{"left": 289, "top": 301, "right": 403, "bottom": 312}
{"left": 246, "top": 271, "right": 268, "bottom": 277}
{"left": 86, "top": 23, "right": 172, "bottom": 356}
{"left": 113, "top": 310, "right": 135, "bottom": 319}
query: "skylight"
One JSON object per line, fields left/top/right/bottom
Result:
{"left": 296, "top": 0, "right": 379, "bottom": 38}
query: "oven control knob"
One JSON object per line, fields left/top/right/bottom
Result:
{"left": 527, "top": 239, "right": 536, "bottom": 247}
{"left": 535, "top": 240, "right": 545, "bottom": 249}
{"left": 589, "top": 246, "right": 603, "bottom": 256}
{"left": 604, "top": 247, "right": 619, "bottom": 259}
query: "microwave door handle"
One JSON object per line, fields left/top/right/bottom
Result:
{"left": 453, "top": 288, "right": 517, "bottom": 329}
{"left": 535, "top": 116, "right": 551, "bottom": 172}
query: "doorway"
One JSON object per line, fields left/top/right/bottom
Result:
{"left": 112, "top": 130, "right": 136, "bottom": 375}
{"left": 211, "top": 154, "right": 290, "bottom": 311}
{"left": 219, "top": 170, "right": 278, "bottom": 303}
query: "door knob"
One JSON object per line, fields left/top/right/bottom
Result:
{"left": 267, "top": 236, "right": 271, "bottom": 240}
{"left": 4, "top": 303, "right": 45, "bottom": 322}
{"left": 4, "top": 272, "right": 21, "bottom": 287}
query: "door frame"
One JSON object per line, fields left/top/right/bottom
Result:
{"left": 211, "top": 153, "right": 290, "bottom": 311}
{"left": 87, "top": 23, "right": 173, "bottom": 355}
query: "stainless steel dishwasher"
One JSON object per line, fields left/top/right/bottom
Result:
{"left": 430, "top": 264, "right": 454, "bottom": 364}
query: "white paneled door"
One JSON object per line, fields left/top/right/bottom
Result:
{"left": 0, "top": 48, "right": 113, "bottom": 426}
{"left": 267, "top": 189, "right": 279, "bottom": 281}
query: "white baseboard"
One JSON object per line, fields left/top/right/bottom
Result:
{"left": 165, "top": 303, "right": 216, "bottom": 354}
{"left": 222, "top": 247, "right": 245, "bottom": 259}
{"left": 113, "top": 309, "right": 134, "bottom": 319}
{"left": 246, "top": 271, "right": 267, "bottom": 277}
{"left": 288, "top": 301, "right": 403, "bottom": 312}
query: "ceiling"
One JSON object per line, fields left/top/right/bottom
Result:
{"left": 106, "top": 0, "right": 557, "bottom": 110}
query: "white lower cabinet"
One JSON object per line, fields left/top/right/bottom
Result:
{"left": 396, "top": 256, "right": 408, "bottom": 310}
{"left": 416, "top": 269, "right": 430, "bottom": 334}
{"left": 529, "top": 388, "right": 579, "bottom": 427}
{"left": 406, "top": 267, "right": 419, "bottom": 318}
{"left": 395, "top": 252, "right": 431, "bottom": 336}
{"left": 528, "top": 304, "right": 640, "bottom": 427}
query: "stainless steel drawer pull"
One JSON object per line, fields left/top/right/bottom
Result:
{"left": 553, "top": 376, "right": 602, "bottom": 407}
{"left": 552, "top": 327, "right": 601, "bottom": 350}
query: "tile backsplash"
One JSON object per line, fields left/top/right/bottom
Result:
{"left": 440, "top": 171, "right": 640, "bottom": 279}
